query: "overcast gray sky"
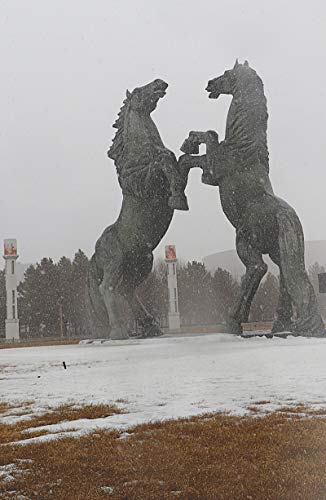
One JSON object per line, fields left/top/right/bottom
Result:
{"left": 1, "top": 0, "right": 326, "bottom": 264}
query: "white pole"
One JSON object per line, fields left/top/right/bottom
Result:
{"left": 165, "top": 245, "right": 181, "bottom": 331}
{"left": 4, "top": 239, "right": 20, "bottom": 341}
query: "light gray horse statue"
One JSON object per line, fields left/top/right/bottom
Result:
{"left": 180, "top": 60, "right": 325, "bottom": 337}
{"left": 86, "top": 79, "right": 189, "bottom": 339}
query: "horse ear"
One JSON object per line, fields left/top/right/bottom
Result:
{"left": 244, "top": 60, "right": 249, "bottom": 67}
{"left": 126, "top": 89, "right": 131, "bottom": 99}
{"left": 233, "top": 59, "right": 239, "bottom": 69}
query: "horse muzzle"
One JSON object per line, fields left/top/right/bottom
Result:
{"left": 206, "top": 78, "right": 222, "bottom": 99}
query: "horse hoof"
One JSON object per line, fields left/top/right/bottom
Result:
{"left": 271, "top": 319, "right": 293, "bottom": 334}
{"left": 141, "top": 324, "right": 164, "bottom": 338}
{"left": 180, "top": 140, "right": 199, "bottom": 155}
{"left": 168, "top": 194, "right": 189, "bottom": 211}
{"left": 226, "top": 317, "right": 243, "bottom": 335}
{"left": 291, "top": 316, "right": 326, "bottom": 338}
{"left": 201, "top": 172, "right": 219, "bottom": 186}
{"left": 110, "top": 327, "right": 129, "bottom": 340}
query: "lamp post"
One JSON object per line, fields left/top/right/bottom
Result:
{"left": 3, "top": 239, "right": 20, "bottom": 341}
{"left": 165, "top": 245, "right": 181, "bottom": 331}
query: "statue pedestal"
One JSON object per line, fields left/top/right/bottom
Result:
{"left": 3, "top": 239, "right": 20, "bottom": 342}
{"left": 168, "top": 312, "right": 181, "bottom": 331}
{"left": 165, "top": 246, "right": 181, "bottom": 332}
{"left": 5, "top": 319, "right": 20, "bottom": 341}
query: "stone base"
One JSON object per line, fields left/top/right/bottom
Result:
{"left": 5, "top": 320, "right": 20, "bottom": 341}
{"left": 140, "top": 323, "right": 164, "bottom": 338}
{"left": 168, "top": 313, "right": 180, "bottom": 331}
{"left": 241, "top": 331, "right": 292, "bottom": 339}
{"left": 110, "top": 326, "right": 129, "bottom": 340}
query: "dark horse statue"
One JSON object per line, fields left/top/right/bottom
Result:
{"left": 86, "top": 79, "right": 189, "bottom": 339}
{"left": 180, "top": 61, "right": 324, "bottom": 337}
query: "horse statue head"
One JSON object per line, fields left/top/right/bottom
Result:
{"left": 126, "top": 78, "right": 168, "bottom": 113}
{"left": 106, "top": 78, "right": 187, "bottom": 204}
{"left": 206, "top": 60, "right": 269, "bottom": 172}
{"left": 107, "top": 79, "right": 168, "bottom": 167}
{"left": 206, "top": 59, "right": 264, "bottom": 99}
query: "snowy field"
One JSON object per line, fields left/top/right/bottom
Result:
{"left": 1, "top": 333, "right": 326, "bottom": 441}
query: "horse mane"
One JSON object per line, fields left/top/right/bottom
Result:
{"left": 107, "top": 91, "right": 131, "bottom": 169}
{"left": 226, "top": 67, "right": 269, "bottom": 173}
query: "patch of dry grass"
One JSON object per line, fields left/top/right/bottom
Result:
{"left": 1, "top": 408, "right": 326, "bottom": 499}
{"left": 0, "top": 403, "right": 123, "bottom": 445}
{"left": 24, "top": 403, "right": 123, "bottom": 428}
{"left": 0, "top": 403, "right": 16, "bottom": 414}
{"left": 0, "top": 401, "right": 34, "bottom": 416}
{"left": 277, "top": 405, "right": 326, "bottom": 416}
{"left": 246, "top": 405, "right": 263, "bottom": 413}
{"left": 0, "top": 340, "right": 80, "bottom": 349}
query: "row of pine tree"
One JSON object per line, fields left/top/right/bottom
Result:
{"left": 0, "top": 254, "right": 325, "bottom": 338}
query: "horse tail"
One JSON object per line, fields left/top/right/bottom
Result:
{"left": 276, "top": 201, "right": 325, "bottom": 336}
{"left": 85, "top": 255, "right": 111, "bottom": 338}
{"left": 276, "top": 201, "right": 306, "bottom": 275}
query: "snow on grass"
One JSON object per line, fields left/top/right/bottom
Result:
{"left": 0, "top": 462, "right": 31, "bottom": 484}
{"left": 1, "top": 332, "right": 326, "bottom": 441}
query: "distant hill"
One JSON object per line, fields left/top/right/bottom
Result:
{"left": 203, "top": 240, "right": 326, "bottom": 278}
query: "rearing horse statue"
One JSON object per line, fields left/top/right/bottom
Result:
{"left": 86, "top": 79, "right": 189, "bottom": 339}
{"left": 180, "top": 61, "right": 325, "bottom": 337}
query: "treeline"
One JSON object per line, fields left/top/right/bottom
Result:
{"left": 15, "top": 250, "right": 89, "bottom": 338}
{"left": 137, "top": 260, "right": 241, "bottom": 326}
{"left": 0, "top": 255, "right": 325, "bottom": 338}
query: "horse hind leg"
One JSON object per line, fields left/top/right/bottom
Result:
{"left": 96, "top": 230, "right": 130, "bottom": 340}
{"left": 271, "top": 271, "right": 294, "bottom": 333}
{"left": 268, "top": 247, "right": 293, "bottom": 333}
{"left": 228, "top": 234, "right": 268, "bottom": 334}
{"left": 100, "top": 268, "right": 130, "bottom": 340}
{"left": 85, "top": 256, "right": 111, "bottom": 338}
{"left": 277, "top": 208, "right": 325, "bottom": 336}
{"left": 121, "top": 253, "right": 163, "bottom": 338}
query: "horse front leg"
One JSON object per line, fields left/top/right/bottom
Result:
{"left": 228, "top": 233, "right": 268, "bottom": 334}
{"left": 178, "top": 153, "right": 207, "bottom": 173}
{"left": 121, "top": 253, "right": 163, "bottom": 338}
{"left": 180, "top": 130, "right": 220, "bottom": 186}
{"left": 157, "top": 151, "right": 190, "bottom": 211}
{"left": 100, "top": 270, "right": 130, "bottom": 340}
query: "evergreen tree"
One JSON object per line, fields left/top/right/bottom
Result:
{"left": 71, "top": 250, "right": 89, "bottom": 335}
{"left": 18, "top": 259, "right": 61, "bottom": 336}
{"left": 18, "top": 264, "right": 42, "bottom": 336}
{"left": 178, "top": 261, "right": 215, "bottom": 325}
{"left": 18, "top": 252, "right": 90, "bottom": 338}
{"left": 38, "top": 258, "right": 61, "bottom": 335}
{"left": 137, "top": 259, "right": 168, "bottom": 323}
{"left": 211, "top": 268, "right": 240, "bottom": 323}
{"left": 57, "top": 256, "right": 74, "bottom": 336}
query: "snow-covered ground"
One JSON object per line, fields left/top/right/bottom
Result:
{"left": 1, "top": 333, "right": 326, "bottom": 441}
